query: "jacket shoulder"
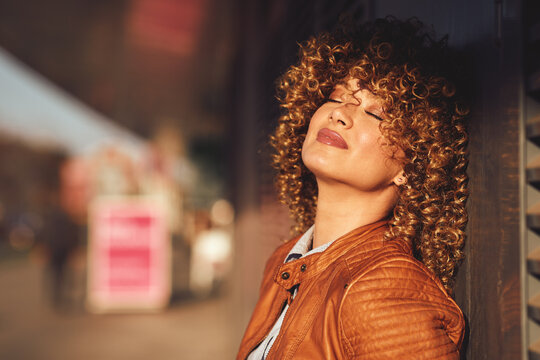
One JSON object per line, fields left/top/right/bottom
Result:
{"left": 257, "top": 236, "right": 299, "bottom": 292}
{"left": 339, "top": 248, "right": 464, "bottom": 359}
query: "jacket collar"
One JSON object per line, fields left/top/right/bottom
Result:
{"left": 273, "top": 220, "right": 389, "bottom": 290}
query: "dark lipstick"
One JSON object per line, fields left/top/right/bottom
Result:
{"left": 316, "top": 128, "right": 348, "bottom": 149}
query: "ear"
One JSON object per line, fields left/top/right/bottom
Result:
{"left": 392, "top": 171, "right": 406, "bottom": 186}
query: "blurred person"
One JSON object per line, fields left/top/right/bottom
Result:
{"left": 237, "top": 17, "right": 468, "bottom": 359}
{"left": 39, "top": 172, "right": 81, "bottom": 310}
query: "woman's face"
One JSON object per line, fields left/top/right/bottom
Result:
{"left": 301, "top": 78, "right": 404, "bottom": 192}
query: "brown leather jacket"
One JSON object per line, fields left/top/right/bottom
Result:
{"left": 237, "top": 220, "right": 464, "bottom": 359}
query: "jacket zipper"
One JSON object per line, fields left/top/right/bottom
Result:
{"left": 264, "top": 286, "right": 299, "bottom": 359}
{"left": 245, "top": 292, "right": 288, "bottom": 360}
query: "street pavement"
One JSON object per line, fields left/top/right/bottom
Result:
{"left": 0, "top": 259, "right": 238, "bottom": 360}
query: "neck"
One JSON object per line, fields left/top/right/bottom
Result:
{"left": 312, "top": 182, "right": 396, "bottom": 249}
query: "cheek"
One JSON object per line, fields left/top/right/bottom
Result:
{"left": 350, "top": 131, "right": 400, "bottom": 173}
{"left": 354, "top": 128, "right": 386, "bottom": 156}
{"left": 357, "top": 131, "right": 376, "bottom": 147}
{"left": 305, "top": 119, "right": 316, "bottom": 139}
{"left": 306, "top": 110, "right": 324, "bottom": 134}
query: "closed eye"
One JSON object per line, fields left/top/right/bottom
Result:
{"left": 326, "top": 98, "right": 342, "bottom": 103}
{"left": 366, "top": 110, "right": 384, "bottom": 121}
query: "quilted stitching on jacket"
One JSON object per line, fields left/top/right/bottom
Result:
{"left": 237, "top": 221, "right": 464, "bottom": 360}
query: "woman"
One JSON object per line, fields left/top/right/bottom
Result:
{"left": 237, "top": 17, "right": 468, "bottom": 359}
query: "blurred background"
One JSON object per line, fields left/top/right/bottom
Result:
{"left": 0, "top": 0, "right": 535, "bottom": 359}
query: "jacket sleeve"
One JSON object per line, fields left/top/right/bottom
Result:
{"left": 338, "top": 257, "right": 465, "bottom": 359}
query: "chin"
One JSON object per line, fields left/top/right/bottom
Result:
{"left": 303, "top": 159, "right": 337, "bottom": 183}
{"left": 302, "top": 142, "right": 334, "bottom": 168}
{"left": 302, "top": 151, "right": 328, "bottom": 175}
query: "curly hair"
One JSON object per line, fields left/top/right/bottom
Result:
{"left": 270, "top": 17, "right": 468, "bottom": 292}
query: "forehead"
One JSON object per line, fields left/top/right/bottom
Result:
{"left": 333, "top": 78, "right": 384, "bottom": 106}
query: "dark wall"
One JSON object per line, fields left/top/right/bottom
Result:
{"left": 232, "top": 0, "right": 523, "bottom": 358}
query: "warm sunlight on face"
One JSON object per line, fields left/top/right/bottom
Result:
{"left": 301, "top": 78, "right": 404, "bottom": 192}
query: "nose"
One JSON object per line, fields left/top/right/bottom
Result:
{"left": 329, "top": 104, "right": 355, "bottom": 129}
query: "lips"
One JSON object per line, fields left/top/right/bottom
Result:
{"left": 316, "top": 128, "right": 348, "bottom": 149}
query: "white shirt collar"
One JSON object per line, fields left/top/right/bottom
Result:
{"left": 285, "top": 225, "right": 334, "bottom": 263}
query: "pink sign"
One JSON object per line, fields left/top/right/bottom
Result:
{"left": 87, "top": 197, "right": 170, "bottom": 312}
